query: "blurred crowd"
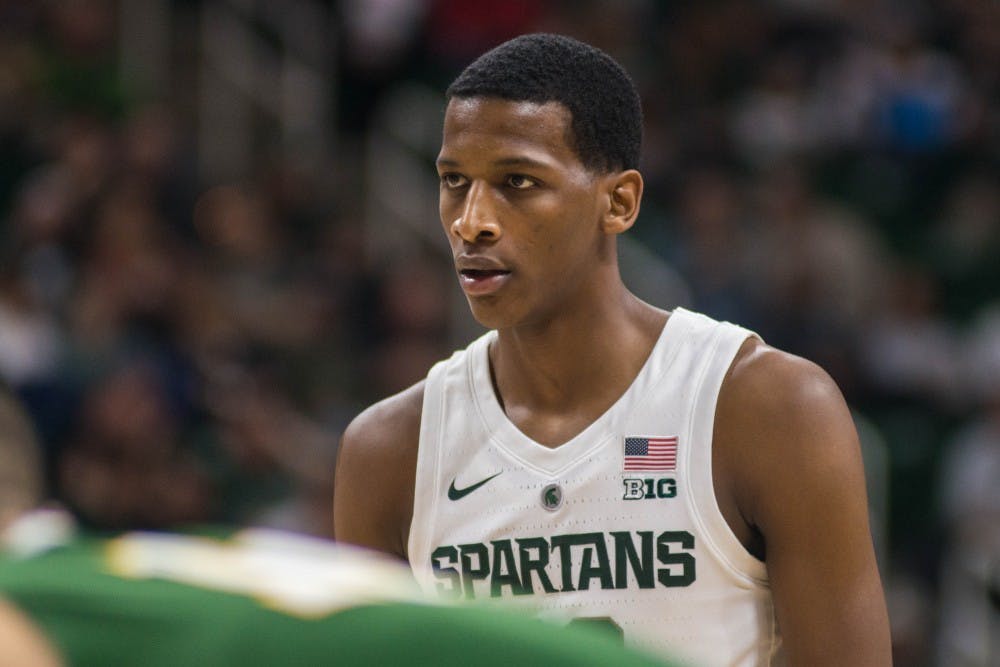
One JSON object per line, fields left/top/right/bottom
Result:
{"left": 0, "top": 0, "right": 996, "bottom": 664}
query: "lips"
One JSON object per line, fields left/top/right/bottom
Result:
{"left": 456, "top": 255, "right": 511, "bottom": 296}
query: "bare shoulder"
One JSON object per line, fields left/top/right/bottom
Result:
{"left": 720, "top": 338, "right": 858, "bottom": 460}
{"left": 333, "top": 381, "right": 425, "bottom": 559}
{"left": 341, "top": 380, "right": 426, "bottom": 461}
{"left": 724, "top": 337, "right": 852, "bottom": 425}
{"left": 716, "top": 338, "right": 891, "bottom": 665}
{"left": 716, "top": 337, "right": 865, "bottom": 527}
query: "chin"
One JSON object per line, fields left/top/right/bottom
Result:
{"left": 467, "top": 297, "right": 556, "bottom": 332}
{"left": 466, "top": 298, "right": 519, "bottom": 331}
{"left": 467, "top": 307, "right": 508, "bottom": 331}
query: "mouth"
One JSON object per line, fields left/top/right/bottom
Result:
{"left": 458, "top": 268, "right": 511, "bottom": 296}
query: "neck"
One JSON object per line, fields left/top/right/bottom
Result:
{"left": 491, "top": 280, "right": 667, "bottom": 414}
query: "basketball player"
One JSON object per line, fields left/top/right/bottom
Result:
{"left": 334, "top": 34, "right": 891, "bottom": 666}
{"left": 0, "top": 387, "right": 675, "bottom": 666}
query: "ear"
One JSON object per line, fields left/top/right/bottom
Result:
{"left": 600, "top": 169, "right": 643, "bottom": 235}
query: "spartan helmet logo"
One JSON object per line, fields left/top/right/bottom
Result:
{"left": 541, "top": 483, "right": 563, "bottom": 511}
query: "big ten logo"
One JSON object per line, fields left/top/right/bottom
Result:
{"left": 622, "top": 478, "right": 677, "bottom": 500}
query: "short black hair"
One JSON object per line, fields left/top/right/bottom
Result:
{"left": 446, "top": 33, "right": 642, "bottom": 174}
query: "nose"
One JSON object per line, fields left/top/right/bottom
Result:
{"left": 451, "top": 181, "right": 501, "bottom": 244}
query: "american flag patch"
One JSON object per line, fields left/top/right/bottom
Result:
{"left": 623, "top": 436, "right": 678, "bottom": 471}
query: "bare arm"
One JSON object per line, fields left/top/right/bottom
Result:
{"left": 715, "top": 340, "right": 892, "bottom": 666}
{"left": 0, "top": 598, "right": 64, "bottom": 667}
{"left": 332, "top": 382, "right": 424, "bottom": 561}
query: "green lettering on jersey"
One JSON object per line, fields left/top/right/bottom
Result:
{"left": 516, "top": 537, "right": 557, "bottom": 594}
{"left": 430, "top": 530, "right": 697, "bottom": 599}
{"left": 459, "top": 543, "right": 490, "bottom": 598}
{"left": 656, "top": 531, "right": 696, "bottom": 587}
{"left": 611, "top": 531, "right": 655, "bottom": 589}
{"left": 430, "top": 545, "right": 462, "bottom": 598}
{"left": 578, "top": 542, "right": 613, "bottom": 591}
{"left": 549, "top": 534, "right": 578, "bottom": 592}
{"left": 550, "top": 533, "right": 613, "bottom": 591}
{"left": 490, "top": 540, "right": 527, "bottom": 596}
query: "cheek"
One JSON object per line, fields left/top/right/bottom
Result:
{"left": 533, "top": 196, "right": 599, "bottom": 253}
{"left": 439, "top": 201, "right": 463, "bottom": 246}
{"left": 439, "top": 198, "right": 453, "bottom": 228}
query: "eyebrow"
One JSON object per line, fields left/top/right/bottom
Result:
{"left": 436, "top": 156, "right": 553, "bottom": 170}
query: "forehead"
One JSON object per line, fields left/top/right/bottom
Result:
{"left": 439, "top": 98, "right": 579, "bottom": 167}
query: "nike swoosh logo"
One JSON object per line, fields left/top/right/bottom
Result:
{"left": 447, "top": 472, "right": 502, "bottom": 501}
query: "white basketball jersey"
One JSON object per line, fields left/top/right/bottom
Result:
{"left": 409, "top": 308, "right": 783, "bottom": 667}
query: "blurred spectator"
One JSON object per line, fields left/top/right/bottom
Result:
{"left": 926, "top": 171, "right": 1000, "bottom": 321}
{"left": 863, "top": 263, "right": 963, "bottom": 409}
{"left": 200, "top": 361, "right": 338, "bottom": 536}
{"left": 56, "top": 358, "right": 210, "bottom": 530}
{"left": 423, "top": 0, "right": 546, "bottom": 70}
{"left": 658, "top": 167, "right": 755, "bottom": 325}
{"left": 743, "top": 161, "right": 890, "bottom": 379}
{"left": 936, "top": 303, "right": 1000, "bottom": 666}
{"left": 192, "top": 185, "right": 329, "bottom": 352}
{"left": 731, "top": 51, "right": 820, "bottom": 166}
{"left": 868, "top": 18, "right": 968, "bottom": 154}
{"left": 36, "top": 0, "right": 127, "bottom": 120}
{"left": 0, "top": 269, "right": 61, "bottom": 388}
{"left": 368, "top": 252, "right": 451, "bottom": 397}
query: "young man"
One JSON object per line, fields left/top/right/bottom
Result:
{"left": 334, "top": 34, "right": 892, "bottom": 666}
{"left": 0, "top": 388, "right": 674, "bottom": 667}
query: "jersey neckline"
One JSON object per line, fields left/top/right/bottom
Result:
{"left": 468, "top": 308, "right": 697, "bottom": 476}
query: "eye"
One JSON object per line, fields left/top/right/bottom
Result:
{"left": 505, "top": 174, "right": 537, "bottom": 190}
{"left": 440, "top": 173, "right": 468, "bottom": 189}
